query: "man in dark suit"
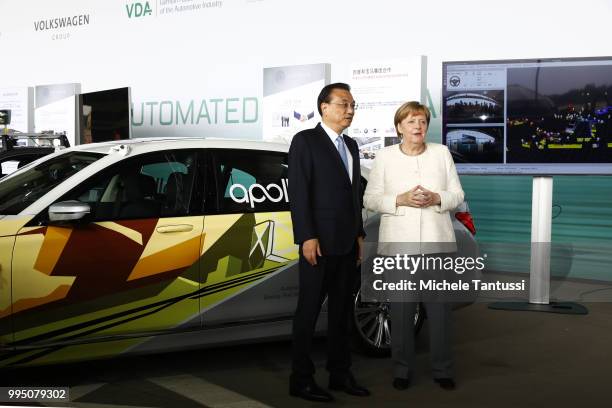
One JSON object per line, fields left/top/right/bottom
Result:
{"left": 288, "top": 83, "right": 370, "bottom": 402}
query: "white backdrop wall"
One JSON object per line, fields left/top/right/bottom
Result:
{"left": 1, "top": 0, "right": 611, "bottom": 140}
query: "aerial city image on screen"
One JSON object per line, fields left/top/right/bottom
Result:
{"left": 443, "top": 58, "right": 612, "bottom": 172}
{"left": 505, "top": 64, "right": 612, "bottom": 163}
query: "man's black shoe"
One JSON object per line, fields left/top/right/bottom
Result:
{"left": 434, "top": 378, "right": 456, "bottom": 390}
{"left": 290, "top": 381, "right": 334, "bottom": 402}
{"left": 329, "top": 373, "right": 371, "bottom": 397}
{"left": 392, "top": 377, "right": 411, "bottom": 390}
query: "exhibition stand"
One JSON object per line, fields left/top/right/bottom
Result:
{"left": 488, "top": 176, "right": 588, "bottom": 315}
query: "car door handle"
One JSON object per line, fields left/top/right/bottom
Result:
{"left": 156, "top": 224, "right": 194, "bottom": 233}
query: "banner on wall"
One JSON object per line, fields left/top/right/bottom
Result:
{"left": 34, "top": 83, "right": 81, "bottom": 147}
{"left": 348, "top": 57, "right": 427, "bottom": 166}
{"left": 35, "top": 83, "right": 81, "bottom": 108}
{"left": 263, "top": 63, "right": 330, "bottom": 144}
{"left": 0, "top": 87, "right": 34, "bottom": 134}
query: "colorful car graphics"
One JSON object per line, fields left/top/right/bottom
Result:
{"left": 0, "top": 209, "right": 298, "bottom": 367}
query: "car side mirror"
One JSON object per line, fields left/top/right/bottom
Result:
{"left": 49, "top": 200, "right": 91, "bottom": 223}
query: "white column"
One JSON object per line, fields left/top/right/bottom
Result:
{"left": 529, "top": 176, "right": 553, "bottom": 304}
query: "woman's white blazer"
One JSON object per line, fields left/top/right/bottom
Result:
{"left": 363, "top": 143, "right": 465, "bottom": 255}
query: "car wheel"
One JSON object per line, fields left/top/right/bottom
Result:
{"left": 351, "top": 286, "right": 424, "bottom": 357}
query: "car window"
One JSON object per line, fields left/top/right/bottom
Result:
{"left": 222, "top": 167, "right": 256, "bottom": 199}
{"left": 0, "top": 154, "right": 49, "bottom": 177}
{"left": 213, "top": 149, "right": 288, "bottom": 213}
{"left": 59, "top": 150, "right": 197, "bottom": 221}
{"left": 0, "top": 152, "right": 104, "bottom": 215}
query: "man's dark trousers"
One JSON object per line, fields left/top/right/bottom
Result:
{"left": 290, "top": 244, "right": 357, "bottom": 385}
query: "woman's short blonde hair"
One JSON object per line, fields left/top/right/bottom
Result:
{"left": 394, "top": 101, "right": 431, "bottom": 137}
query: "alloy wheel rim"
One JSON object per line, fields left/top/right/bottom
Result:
{"left": 353, "top": 288, "right": 392, "bottom": 349}
{"left": 353, "top": 288, "right": 420, "bottom": 350}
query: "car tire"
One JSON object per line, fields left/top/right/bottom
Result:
{"left": 350, "top": 284, "right": 424, "bottom": 357}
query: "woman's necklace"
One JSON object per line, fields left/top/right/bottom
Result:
{"left": 399, "top": 143, "right": 426, "bottom": 156}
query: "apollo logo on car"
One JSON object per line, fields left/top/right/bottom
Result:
{"left": 229, "top": 179, "right": 290, "bottom": 208}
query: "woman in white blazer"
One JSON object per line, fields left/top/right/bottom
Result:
{"left": 363, "top": 101, "right": 464, "bottom": 391}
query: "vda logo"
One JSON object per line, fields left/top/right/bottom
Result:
{"left": 126, "top": 2, "right": 152, "bottom": 18}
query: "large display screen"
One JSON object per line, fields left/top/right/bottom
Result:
{"left": 443, "top": 57, "right": 612, "bottom": 174}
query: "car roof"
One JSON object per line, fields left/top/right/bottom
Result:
{"left": 69, "top": 137, "right": 290, "bottom": 155}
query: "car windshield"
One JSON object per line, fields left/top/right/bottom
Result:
{"left": 0, "top": 151, "right": 104, "bottom": 215}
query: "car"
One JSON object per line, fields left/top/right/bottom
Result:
{"left": 0, "top": 138, "right": 478, "bottom": 367}
{"left": 0, "top": 133, "right": 70, "bottom": 178}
